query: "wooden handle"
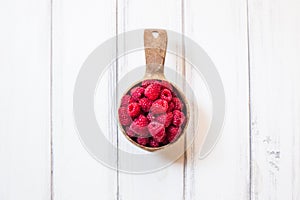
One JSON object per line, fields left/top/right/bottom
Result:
{"left": 144, "top": 29, "right": 167, "bottom": 79}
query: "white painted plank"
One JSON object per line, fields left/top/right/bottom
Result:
{"left": 184, "top": 0, "right": 250, "bottom": 199}
{"left": 52, "top": 0, "right": 117, "bottom": 199}
{"left": 248, "top": 0, "right": 300, "bottom": 199}
{"left": 116, "top": 1, "right": 185, "bottom": 200}
{"left": 0, "top": 0, "right": 51, "bottom": 199}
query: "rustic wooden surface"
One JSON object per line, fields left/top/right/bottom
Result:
{"left": 1, "top": 0, "right": 300, "bottom": 199}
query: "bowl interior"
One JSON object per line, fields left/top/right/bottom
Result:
{"left": 118, "top": 79, "right": 190, "bottom": 152}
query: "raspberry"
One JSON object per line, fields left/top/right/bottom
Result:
{"left": 150, "top": 99, "right": 168, "bottom": 114}
{"left": 127, "top": 102, "right": 141, "bottom": 117}
{"left": 135, "top": 114, "right": 149, "bottom": 126}
{"left": 165, "top": 112, "right": 173, "bottom": 127}
{"left": 125, "top": 127, "right": 135, "bottom": 138}
{"left": 138, "top": 98, "right": 153, "bottom": 112}
{"left": 148, "top": 122, "right": 166, "bottom": 142}
{"left": 118, "top": 107, "right": 132, "bottom": 126}
{"left": 167, "top": 101, "right": 175, "bottom": 112}
{"left": 141, "top": 79, "right": 155, "bottom": 88}
{"left": 172, "top": 110, "right": 186, "bottom": 126}
{"left": 119, "top": 78, "right": 187, "bottom": 148}
{"left": 129, "top": 115, "right": 149, "bottom": 137}
{"left": 121, "top": 95, "right": 131, "bottom": 106}
{"left": 149, "top": 138, "right": 160, "bottom": 147}
{"left": 155, "top": 112, "right": 173, "bottom": 127}
{"left": 166, "top": 125, "right": 182, "bottom": 143}
{"left": 161, "top": 137, "right": 169, "bottom": 145}
{"left": 144, "top": 83, "right": 161, "bottom": 100}
{"left": 130, "top": 87, "right": 144, "bottom": 101}
{"left": 172, "top": 97, "right": 183, "bottom": 110}
{"left": 147, "top": 112, "right": 155, "bottom": 122}
{"left": 155, "top": 114, "right": 165, "bottom": 124}
{"left": 160, "top": 80, "right": 173, "bottom": 91}
{"left": 137, "top": 137, "right": 149, "bottom": 146}
{"left": 160, "top": 89, "right": 172, "bottom": 102}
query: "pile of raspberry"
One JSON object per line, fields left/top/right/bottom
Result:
{"left": 118, "top": 79, "right": 187, "bottom": 148}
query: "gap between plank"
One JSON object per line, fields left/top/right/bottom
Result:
{"left": 115, "top": 0, "right": 120, "bottom": 199}
{"left": 50, "top": 0, "right": 54, "bottom": 199}
{"left": 181, "top": 0, "right": 188, "bottom": 199}
{"left": 246, "top": 0, "right": 253, "bottom": 199}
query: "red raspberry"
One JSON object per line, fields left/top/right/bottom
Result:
{"left": 167, "top": 101, "right": 175, "bottom": 112}
{"left": 127, "top": 102, "right": 141, "bottom": 117}
{"left": 118, "top": 107, "right": 132, "bottom": 126}
{"left": 137, "top": 137, "right": 149, "bottom": 146}
{"left": 172, "top": 110, "right": 186, "bottom": 126}
{"left": 129, "top": 115, "right": 149, "bottom": 137}
{"left": 161, "top": 137, "right": 169, "bottom": 145}
{"left": 147, "top": 112, "right": 156, "bottom": 122}
{"left": 167, "top": 125, "right": 182, "bottom": 143}
{"left": 144, "top": 83, "right": 161, "bottom": 100}
{"left": 149, "top": 138, "right": 160, "bottom": 147}
{"left": 119, "top": 78, "right": 188, "bottom": 148}
{"left": 148, "top": 122, "right": 166, "bottom": 143}
{"left": 121, "top": 95, "right": 131, "bottom": 106}
{"left": 155, "top": 112, "right": 173, "bottom": 127}
{"left": 150, "top": 99, "right": 168, "bottom": 114}
{"left": 130, "top": 87, "right": 144, "bottom": 101}
{"left": 172, "top": 97, "right": 183, "bottom": 110}
{"left": 165, "top": 112, "right": 173, "bottom": 127}
{"left": 160, "top": 80, "right": 173, "bottom": 91}
{"left": 160, "top": 89, "right": 172, "bottom": 102}
{"left": 135, "top": 114, "right": 149, "bottom": 125}
{"left": 125, "top": 127, "right": 136, "bottom": 138}
{"left": 138, "top": 98, "right": 153, "bottom": 112}
{"left": 141, "top": 79, "right": 155, "bottom": 88}
{"left": 154, "top": 114, "right": 165, "bottom": 124}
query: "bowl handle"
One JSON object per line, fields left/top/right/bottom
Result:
{"left": 144, "top": 29, "right": 167, "bottom": 79}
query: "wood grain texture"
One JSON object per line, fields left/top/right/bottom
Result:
{"left": 248, "top": 0, "right": 300, "bottom": 199}
{"left": 144, "top": 29, "right": 167, "bottom": 67}
{"left": 184, "top": 0, "right": 251, "bottom": 199}
{"left": 144, "top": 29, "right": 168, "bottom": 80}
{"left": 52, "top": 0, "right": 117, "bottom": 199}
{"left": 0, "top": 0, "right": 51, "bottom": 199}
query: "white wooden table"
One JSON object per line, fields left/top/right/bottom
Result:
{"left": 1, "top": 0, "right": 300, "bottom": 199}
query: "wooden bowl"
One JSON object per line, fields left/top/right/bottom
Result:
{"left": 118, "top": 29, "right": 190, "bottom": 151}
